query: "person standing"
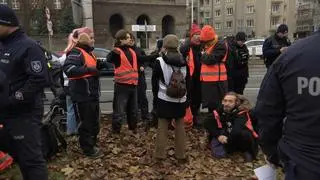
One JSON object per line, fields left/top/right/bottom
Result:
{"left": 262, "top": 24, "right": 291, "bottom": 69}
{"left": 227, "top": 32, "right": 249, "bottom": 94}
{"left": 199, "top": 25, "right": 228, "bottom": 113}
{"left": 63, "top": 27, "right": 103, "bottom": 158}
{"left": 0, "top": 5, "right": 49, "bottom": 179}
{"left": 255, "top": 31, "right": 320, "bottom": 179}
{"left": 180, "top": 23, "right": 202, "bottom": 127}
{"left": 107, "top": 29, "right": 139, "bottom": 134}
{"left": 153, "top": 34, "right": 189, "bottom": 161}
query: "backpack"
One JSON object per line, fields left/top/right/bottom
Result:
{"left": 41, "top": 105, "right": 67, "bottom": 160}
{"left": 165, "top": 66, "right": 187, "bottom": 98}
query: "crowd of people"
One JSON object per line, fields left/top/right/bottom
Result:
{"left": 1, "top": 4, "right": 320, "bottom": 180}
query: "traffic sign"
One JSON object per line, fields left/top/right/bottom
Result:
{"left": 131, "top": 25, "right": 156, "bottom": 32}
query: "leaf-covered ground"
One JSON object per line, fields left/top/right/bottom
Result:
{"left": 1, "top": 114, "right": 283, "bottom": 180}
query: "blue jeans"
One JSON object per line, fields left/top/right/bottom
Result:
{"left": 66, "top": 95, "right": 77, "bottom": 135}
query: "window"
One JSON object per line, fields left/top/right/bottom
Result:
{"left": 0, "top": 0, "right": 7, "bottom": 5}
{"left": 205, "top": 12, "right": 210, "bottom": 18}
{"left": 247, "top": 19, "right": 254, "bottom": 27}
{"left": 227, "top": 21, "right": 233, "bottom": 28}
{"left": 227, "top": 7, "right": 233, "bottom": 15}
{"left": 271, "top": 3, "right": 280, "bottom": 13}
{"left": 215, "top": 23, "right": 221, "bottom": 29}
{"left": 215, "top": 0, "right": 220, "bottom": 4}
{"left": 12, "top": 0, "right": 20, "bottom": 10}
{"left": 226, "top": 0, "right": 233, "bottom": 2}
{"left": 206, "top": 0, "right": 209, "bottom": 5}
{"left": 271, "top": 17, "right": 280, "bottom": 26}
{"left": 53, "top": 0, "right": 62, "bottom": 10}
{"left": 199, "top": 0, "right": 204, "bottom": 6}
{"left": 247, "top": 5, "right": 254, "bottom": 13}
{"left": 215, "top": 10, "right": 221, "bottom": 17}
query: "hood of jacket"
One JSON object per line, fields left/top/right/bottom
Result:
{"left": 161, "top": 51, "right": 186, "bottom": 67}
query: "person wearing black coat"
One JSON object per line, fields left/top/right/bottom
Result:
{"left": 262, "top": 24, "right": 291, "bottom": 69}
{"left": 255, "top": 30, "right": 320, "bottom": 179}
{"left": 227, "top": 32, "right": 249, "bottom": 94}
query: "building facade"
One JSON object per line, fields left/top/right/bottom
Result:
{"left": 188, "top": 0, "right": 296, "bottom": 39}
{"left": 296, "top": 0, "right": 320, "bottom": 38}
{"left": 93, "top": 0, "right": 187, "bottom": 48}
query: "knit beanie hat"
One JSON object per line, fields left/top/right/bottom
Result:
{"left": 190, "top": 23, "right": 201, "bottom": 37}
{"left": 163, "top": 34, "right": 179, "bottom": 49}
{"left": 235, "top": 32, "right": 247, "bottom": 41}
{"left": 200, "top": 25, "right": 217, "bottom": 42}
{"left": 277, "top": 24, "right": 288, "bottom": 33}
{"left": 0, "top": 5, "right": 19, "bottom": 27}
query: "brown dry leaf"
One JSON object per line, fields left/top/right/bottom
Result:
{"left": 129, "top": 166, "right": 140, "bottom": 174}
{"left": 111, "top": 147, "right": 122, "bottom": 155}
{"left": 61, "top": 167, "right": 74, "bottom": 175}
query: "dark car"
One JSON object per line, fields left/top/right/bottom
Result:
{"left": 92, "top": 48, "right": 114, "bottom": 75}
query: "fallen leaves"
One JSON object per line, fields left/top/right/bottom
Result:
{"left": 2, "top": 114, "right": 278, "bottom": 179}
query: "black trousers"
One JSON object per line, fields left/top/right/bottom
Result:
{"left": 112, "top": 83, "right": 138, "bottom": 133}
{"left": 224, "top": 130, "right": 258, "bottom": 157}
{"left": 202, "top": 81, "right": 228, "bottom": 113}
{"left": 0, "top": 113, "right": 48, "bottom": 180}
{"left": 189, "top": 77, "right": 201, "bottom": 125}
{"left": 75, "top": 100, "right": 100, "bottom": 154}
{"left": 138, "top": 72, "right": 149, "bottom": 120}
{"left": 228, "top": 77, "right": 248, "bottom": 95}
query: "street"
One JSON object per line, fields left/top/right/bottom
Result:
{"left": 44, "top": 59, "right": 267, "bottom": 113}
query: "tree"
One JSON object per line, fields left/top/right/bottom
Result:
{"left": 59, "top": 4, "right": 79, "bottom": 33}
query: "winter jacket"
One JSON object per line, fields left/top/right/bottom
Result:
{"left": 255, "top": 31, "right": 320, "bottom": 173}
{"left": 227, "top": 41, "right": 249, "bottom": 79}
{"left": 262, "top": 34, "right": 291, "bottom": 66}
{"left": 152, "top": 51, "right": 190, "bottom": 119}
{"left": 63, "top": 44, "right": 101, "bottom": 102}
{"left": 0, "top": 29, "right": 49, "bottom": 118}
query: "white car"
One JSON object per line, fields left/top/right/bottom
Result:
{"left": 244, "top": 39, "right": 265, "bottom": 58}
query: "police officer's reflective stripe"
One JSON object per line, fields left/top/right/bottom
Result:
{"left": 47, "top": 62, "right": 51, "bottom": 68}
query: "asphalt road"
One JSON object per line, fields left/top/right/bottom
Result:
{"left": 44, "top": 60, "right": 267, "bottom": 113}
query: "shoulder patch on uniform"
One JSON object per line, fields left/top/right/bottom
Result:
{"left": 31, "top": 60, "right": 43, "bottom": 73}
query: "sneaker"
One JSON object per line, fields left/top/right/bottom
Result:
{"left": 84, "top": 147, "right": 104, "bottom": 159}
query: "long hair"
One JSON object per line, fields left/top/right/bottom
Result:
{"left": 64, "top": 27, "right": 93, "bottom": 53}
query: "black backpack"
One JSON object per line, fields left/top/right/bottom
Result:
{"left": 166, "top": 66, "right": 187, "bottom": 98}
{"left": 41, "top": 105, "right": 67, "bottom": 160}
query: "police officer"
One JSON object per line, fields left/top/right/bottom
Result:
{"left": 262, "top": 24, "right": 291, "bottom": 69}
{"left": 0, "top": 5, "right": 48, "bottom": 180}
{"left": 255, "top": 31, "right": 320, "bottom": 179}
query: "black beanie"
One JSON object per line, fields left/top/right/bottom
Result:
{"left": 0, "top": 5, "right": 19, "bottom": 27}
{"left": 277, "top": 24, "right": 288, "bottom": 33}
{"left": 235, "top": 32, "right": 247, "bottom": 41}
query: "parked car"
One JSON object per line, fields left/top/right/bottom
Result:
{"left": 244, "top": 39, "right": 265, "bottom": 58}
{"left": 92, "top": 48, "right": 113, "bottom": 75}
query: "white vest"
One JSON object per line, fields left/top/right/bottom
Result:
{"left": 157, "top": 57, "right": 187, "bottom": 103}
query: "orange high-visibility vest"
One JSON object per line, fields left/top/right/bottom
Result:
{"left": 188, "top": 49, "right": 195, "bottom": 76}
{"left": 200, "top": 42, "right": 228, "bottom": 82}
{"left": 213, "top": 110, "right": 259, "bottom": 138}
{"left": 69, "top": 47, "right": 97, "bottom": 80}
{"left": 114, "top": 47, "right": 138, "bottom": 85}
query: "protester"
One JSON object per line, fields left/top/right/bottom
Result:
{"left": 0, "top": 5, "right": 49, "bottom": 179}
{"left": 180, "top": 23, "right": 202, "bottom": 127}
{"left": 153, "top": 34, "right": 189, "bottom": 161}
{"left": 63, "top": 27, "right": 103, "bottom": 158}
{"left": 204, "top": 92, "right": 258, "bottom": 162}
{"left": 200, "top": 25, "right": 228, "bottom": 113}
{"left": 255, "top": 30, "right": 320, "bottom": 179}
{"left": 262, "top": 24, "right": 291, "bottom": 69}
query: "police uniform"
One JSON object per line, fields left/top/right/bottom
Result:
{"left": 0, "top": 5, "right": 49, "bottom": 179}
{"left": 255, "top": 31, "right": 320, "bottom": 179}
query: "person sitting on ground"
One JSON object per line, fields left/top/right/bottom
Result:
{"left": 204, "top": 92, "right": 258, "bottom": 162}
